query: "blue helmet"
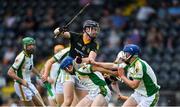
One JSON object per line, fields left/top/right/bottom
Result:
{"left": 60, "top": 56, "right": 74, "bottom": 69}
{"left": 123, "top": 44, "right": 141, "bottom": 56}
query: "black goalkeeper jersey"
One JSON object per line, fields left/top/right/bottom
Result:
{"left": 68, "top": 32, "right": 99, "bottom": 58}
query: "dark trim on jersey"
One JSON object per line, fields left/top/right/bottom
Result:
{"left": 17, "top": 55, "right": 26, "bottom": 79}
{"left": 54, "top": 65, "right": 61, "bottom": 89}
{"left": 11, "top": 66, "right": 17, "bottom": 71}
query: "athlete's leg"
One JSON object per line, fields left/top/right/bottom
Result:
{"left": 14, "top": 83, "right": 35, "bottom": 106}
{"left": 56, "top": 93, "right": 64, "bottom": 106}
{"left": 48, "top": 98, "right": 56, "bottom": 106}
{"left": 71, "top": 88, "right": 88, "bottom": 106}
{"left": 91, "top": 94, "right": 108, "bottom": 107}
{"left": 122, "top": 96, "right": 137, "bottom": 107}
{"left": 75, "top": 96, "right": 92, "bottom": 107}
{"left": 61, "top": 81, "right": 75, "bottom": 106}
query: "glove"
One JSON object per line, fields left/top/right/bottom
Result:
{"left": 75, "top": 56, "right": 82, "bottom": 64}
{"left": 54, "top": 26, "right": 68, "bottom": 38}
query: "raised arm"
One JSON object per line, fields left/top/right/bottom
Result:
{"left": 41, "top": 57, "right": 56, "bottom": 82}
{"left": 54, "top": 27, "right": 71, "bottom": 38}
{"left": 91, "top": 61, "right": 118, "bottom": 70}
{"left": 81, "top": 51, "right": 97, "bottom": 63}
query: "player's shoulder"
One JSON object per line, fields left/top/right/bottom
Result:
{"left": 15, "top": 51, "right": 25, "bottom": 60}
{"left": 70, "top": 31, "right": 82, "bottom": 38}
{"left": 54, "top": 47, "right": 70, "bottom": 60}
{"left": 14, "top": 51, "right": 25, "bottom": 64}
{"left": 134, "top": 59, "right": 143, "bottom": 72}
{"left": 61, "top": 47, "right": 70, "bottom": 53}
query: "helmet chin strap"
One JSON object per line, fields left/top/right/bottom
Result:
{"left": 84, "top": 28, "right": 96, "bottom": 40}
{"left": 124, "top": 54, "right": 134, "bottom": 65}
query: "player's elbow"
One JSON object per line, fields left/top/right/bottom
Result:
{"left": 130, "top": 82, "right": 139, "bottom": 89}
{"left": 131, "top": 84, "right": 139, "bottom": 89}
{"left": 46, "top": 58, "right": 55, "bottom": 66}
{"left": 8, "top": 68, "right": 14, "bottom": 77}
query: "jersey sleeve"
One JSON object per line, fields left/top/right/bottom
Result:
{"left": 132, "top": 61, "right": 143, "bottom": 80}
{"left": 53, "top": 48, "right": 70, "bottom": 62}
{"left": 12, "top": 53, "right": 25, "bottom": 70}
{"left": 69, "top": 32, "right": 82, "bottom": 41}
{"left": 90, "top": 41, "right": 99, "bottom": 53}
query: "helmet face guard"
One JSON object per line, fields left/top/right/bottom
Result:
{"left": 22, "top": 37, "right": 36, "bottom": 54}
{"left": 83, "top": 20, "right": 100, "bottom": 38}
{"left": 115, "top": 51, "right": 126, "bottom": 63}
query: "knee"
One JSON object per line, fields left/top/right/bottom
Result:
{"left": 63, "top": 97, "right": 73, "bottom": 106}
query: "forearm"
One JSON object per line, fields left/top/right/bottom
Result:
{"left": 95, "top": 62, "right": 116, "bottom": 69}
{"left": 8, "top": 68, "right": 23, "bottom": 83}
{"left": 121, "top": 76, "right": 138, "bottom": 89}
{"left": 44, "top": 60, "right": 53, "bottom": 76}
{"left": 88, "top": 51, "right": 97, "bottom": 60}
{"left": 93, "top": 66, "right": 116, "bottom": 76}
{"left": 81, "top": 51, "right": 97, "bottom": 63}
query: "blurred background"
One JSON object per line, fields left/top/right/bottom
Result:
{"left": 0, "top": 0, "right": 179, "bottom": 106}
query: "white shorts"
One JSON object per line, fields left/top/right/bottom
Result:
{"left": 56, "top": 70, "right": 88, "bottom": 90}
{"left": 131, "top": 91, "right": 159, "bottom": 107}
{"left": 57, "top": 69, "right": 75, "bottom": 84}
{"left": 55, "top": 72, "right": 88, "bottom": 94}
{"left": 86, "top": 85, "right": 111, "bottom": 103}
{"left": 73, "top": 75, "right": 88, "bottom": 91}
{"left": 14, "top": 82, "right": 39, "bottom": 101}
{"left": 55, "top": 82, "right": 63, "bottom": 94}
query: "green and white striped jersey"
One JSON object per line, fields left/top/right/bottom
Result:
{"left": 49, "top": 62, "right": 60, "bottom": 87}
{"left": 53, "top": 47, "right": 70, "bottom": 62}
{"left": 74, "top": 63, "right": 108, "bottom": 96}
{"left": 53, "top": 47, "right": 70, "bottom": 84}
{"left": 12, "top": 51, "right": 33, "bottom": 83}
{"left": 126, "top": 57, "right": 160, "bottom": 97}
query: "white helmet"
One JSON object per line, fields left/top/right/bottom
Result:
{"left": 114, "top": 51, "right": 126, "bottom": 63}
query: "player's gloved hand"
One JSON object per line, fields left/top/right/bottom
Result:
{"left": 54, "top": 26, "right": 68, "bottom": 38}
{"left": 75, "top": 56, "right": 82, "bottom": 64}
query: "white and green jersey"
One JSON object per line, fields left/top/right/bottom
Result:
{"left": 53, "top": 47, "right": 70, "bottom": 62}
{"left": 126, "top": 57, "right": 160, "bottom": 97}
{"left": 12, "top": 51, "right": 34, "bottom": 83}
{"left": 53, "top": 47, "right": 71, "bottom": 84}
{"left": 49, "top": 62, "right": 60, "bottom": 97}
{"left": 74, "top": 63, "right": 108, "bottom": 97}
